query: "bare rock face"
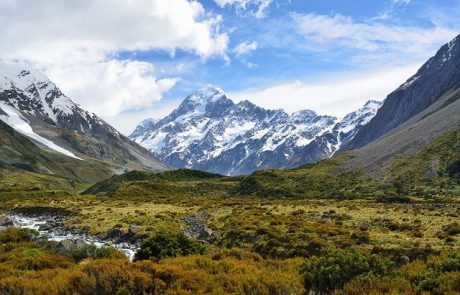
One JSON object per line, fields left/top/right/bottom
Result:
{"left": 183, "top": 214, "right": 217, "bottom": 244}
{"left": 346, "top": 34, "right": 460, "bottom": 149}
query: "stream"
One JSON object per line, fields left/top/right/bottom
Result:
{"left": 7, "top": 214, "right": 139, "bottom": 261}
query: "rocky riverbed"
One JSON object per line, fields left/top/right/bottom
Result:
{"left": 1, "top": 213, "right": 140, "bottom": 261}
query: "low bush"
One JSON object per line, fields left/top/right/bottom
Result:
{"left": 135, "top": 230, "right": 205, "bottom": 261}
{"left": 300, "top": 248, "right": 394, "bottom": 294}
{"left": 60, "top": 244, "right": 127, "bottom": 262}
{"left": 0, "top": 227, "right": 38, "bottom": 243}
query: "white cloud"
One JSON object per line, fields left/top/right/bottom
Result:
{"left": 0, "top": 0, "right": 229, "bottom": 61}
{"left": 49, "top": 60, "right": 179, "bottom": 117}
{"left": 0, "top": 0, "right": 229, "bottom": 129}
{"left": 215, "top": 0, "right": 273, "bottom": 18}
{"left": 292, "top": 13, "right": 458, "bottom": 65}
{"left": 233, "top": 41, "right": 258, "bottom": 57}
{"left": 228, "top": 65, "right": 421, "bottom": 118}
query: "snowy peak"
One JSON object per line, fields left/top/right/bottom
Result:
{"left": 130, "top": 86, "right": 382, "bottom": 175}
{"left": 0, "top": 59, "right": 167, "bottom": 172}
{"left": 0, "top": 60, "right": 77, "bottom": 122}
{"left": 335, "top": 100, "right": 383, "bottom": 135}
{"left": 0, "top": 59, "right": 122, "bottom": 138}
{"left": 185, "top": 85, "right": 225, "bottom": 104}
{"left": 291, "top": 109, "right": 336, "bottom": 125}
{"left": 130, "top": 118, "right": 158, "bottom": 139}
{"left": 180, "top": 85, "right": 229, "bottom": 111}
{"left": 169, "top": 85, "right": 234, "bottom": 121}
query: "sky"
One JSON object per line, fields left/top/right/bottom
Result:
{"left": 0, "top": 0, "right": 459, "bottom": 134}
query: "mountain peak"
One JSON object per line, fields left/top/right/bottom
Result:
{"left": 448, "top": 33, "right": 460, "bottom": 49}
{"left": 363, "top": 100, "right": 382, "bottom": 109}
{"left": 185, "top": 85, "right": 225, "bottom": 104}
{"left": 130, "top": 118, "right": 159, "bottom": 139}
{"left": 291, "top": 109, "right": 318, "bottom": 119}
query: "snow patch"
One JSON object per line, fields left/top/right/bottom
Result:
{"left": 0, "top": 102, "right": 82, "bottom": 160}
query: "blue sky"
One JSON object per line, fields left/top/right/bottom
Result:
{"left": 1, "top": 0, "right": 459, "bottom": 133}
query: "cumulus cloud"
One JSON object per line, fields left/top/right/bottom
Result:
{"left": 228, "top": 65, "right": 421, "bottom": 118}
{"left": 49, "top": 60, "right": 179, "bottom": 117}
{"left": 215, "top": 0, "right": 273, "bottom": 18}
{"left": 0, "top": 0, "right": 229, "bottom": 124}
{"left": 233, "top": 41, "right": 258, "bottom": 57}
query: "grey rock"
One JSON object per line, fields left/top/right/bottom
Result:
{"left": 58, "top": 239, "right": 87, "bottom": 250}
{"left": 183, "top": 214, "right": 217, "bottom": 244}
{"left": 128, "top": 225, "right": 140, "bottom": 236}
{"left": 106, "top": 228, "right": 123, "bottom": 239}
{"left": 38, "top": 224, "right": 52, "bottom": 231}
{"left": 0, "top": 216, "right": 14, "bottom": 227}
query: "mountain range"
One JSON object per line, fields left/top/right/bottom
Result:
{"left": 0, "top": 59, "right": 167, "bottom": 184}
{"left": 130, "top": 86, "right": 381, "bottom": 175}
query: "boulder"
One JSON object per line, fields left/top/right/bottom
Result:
{"left": 0, "top": 216, "right": 14, "bottom": 227}
{"left": 58, "top": 239, "right": 87, "bottom": 250}
{"left": 128, "top": 225, "right": 140, "bottom": 236}
{"left": 106, "top": 228, "right": 123, "bottom": 239}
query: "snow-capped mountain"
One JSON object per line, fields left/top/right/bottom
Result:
{"left": 130, "top": 85, "right": 382, "bottom": 175}
{"left": 320, "top": 100, "right": 383, "bottom": 155}
{"left": 0, "top": 59, "right": 167, "bottom": 173}
{"left": 0, "top": 59, "right": 119, "bottom": 138}
{"left": 130, "top": 118, "right": 159, "bottom": 139}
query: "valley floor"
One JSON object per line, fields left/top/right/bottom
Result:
{"left": 0, "top": 191, "right": 458, "bottom": 294}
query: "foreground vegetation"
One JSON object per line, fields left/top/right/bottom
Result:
{"left": 0, "top": 225, "right": 458, "bottom": 294}
{"left": 0, "top": 130, "right": 458, "bottom": 294}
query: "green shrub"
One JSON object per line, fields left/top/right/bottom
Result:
{"left": 376, "top": 195, "right": 411, "bottom": 203}
{"left": 441, "top": 222, "right": 460, "bottom": 236}
{"left": 64, "top": 245, "right": 127, "bottom": 262}
{"left": 300, "top": 249, "right": 394, "bottom": 294}
{"left": 0, "top": 228, "right": 38, "bottom": 243}
{"left": 135, "top": 230, "right": 204, "bottom": 261}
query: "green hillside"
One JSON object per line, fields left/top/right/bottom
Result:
{"left": 83, "top": 129, "right": 459, "bottom": 199}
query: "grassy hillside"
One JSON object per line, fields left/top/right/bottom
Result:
{"left": 84, "top": 129, "right": 459, "bottom": 200}
{"left": 345, "top": 86, "right": 460, "bottom": 178}
{"left": 82, "top": 169, "right": 236, "bottom": 197}
{"left": 384, "top": 130, "right": 460, "bottom": 196}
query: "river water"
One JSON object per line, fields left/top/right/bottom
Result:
{"left": 7, "top": 214, "right": 138, "bottom": 261}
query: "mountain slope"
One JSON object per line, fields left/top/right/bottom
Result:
{"left": 346, "top": 34, "right": 460, "bottom": 149}
{"left": 130, "top": 86, "right": 381, "bottom": 175}
{"left": 344, "top": 85, "right": 460, "bottom": 178}
{"left": 0, "top": 119, "right": 121, "bottom": 191}
{"left": 0, "top": 59, "right": 168, "bottom": 174}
